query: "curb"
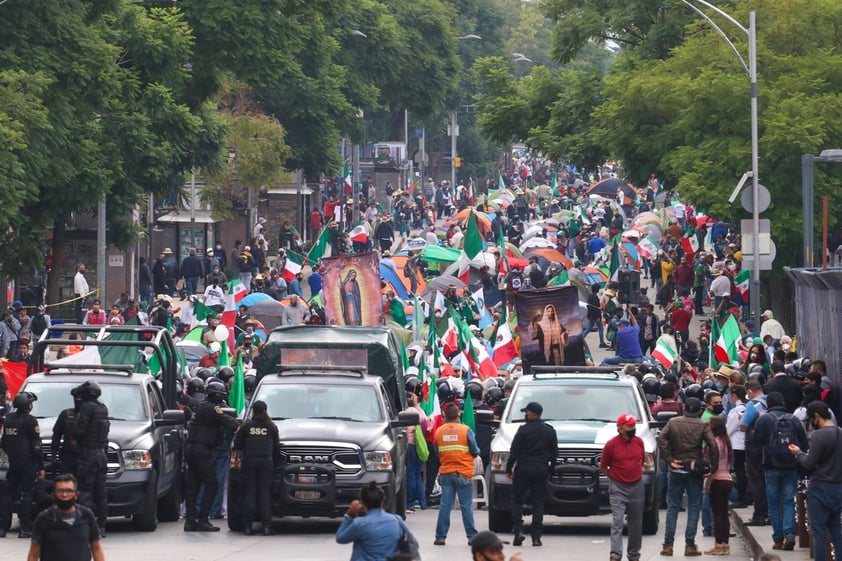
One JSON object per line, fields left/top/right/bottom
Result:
{"left": 731, "top": 510, "right": 765, "bottom": 561}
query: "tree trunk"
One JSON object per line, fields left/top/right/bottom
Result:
{"left": 47, "top": 216, "right": 66, "bottom": 305}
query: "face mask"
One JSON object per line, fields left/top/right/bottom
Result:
{"left": 626, "top": 429, "right": 636, "bottom": 439}
{"left": 54, "top": 496, "right": 76, "bottom": 510}
{"left": 712, "top": 404, "right": 724, "bottom": 415}
{"left": 715, "top": 381, "right": 724, "bottom": 390}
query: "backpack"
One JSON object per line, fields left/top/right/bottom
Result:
{"left": 31, "top": 313, "right": 47, "bottom": 337}
{"left": 765, "top": 412, "right": 799, "bottom": 468}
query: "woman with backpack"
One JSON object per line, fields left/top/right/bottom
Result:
{"left": 704, "top": 417, "right": 734, "bottom": 555}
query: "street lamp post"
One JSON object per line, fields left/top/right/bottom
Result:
{"left": 801, "top": 149, "right": 842, "bottom": 267}
{"left": 680, "top": 0, "right": 760, "bottom": 323}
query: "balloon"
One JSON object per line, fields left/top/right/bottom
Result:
{"left": 214, "top": 324, "right": 229, "bottom": 342}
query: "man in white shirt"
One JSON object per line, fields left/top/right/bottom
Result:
{"left": 759, "top": 310, "right": 785, "bottom": 340}
{"left": 708, "top": 262, "right": 730, "bottom": 311}
{"left": 74, "top": 264, "right": 90, "bottom": 323}
{"left": 203, "top": 279, "right": 226, "bottom": 311}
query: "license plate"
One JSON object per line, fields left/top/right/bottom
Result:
{"left": 294, "top": 490, "right": 320, "bottom": 500}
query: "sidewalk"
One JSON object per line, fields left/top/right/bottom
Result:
{"left": 731, "top": 505, "right": 812, "bottom": 561}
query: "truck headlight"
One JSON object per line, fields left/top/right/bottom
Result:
{"left": 490, "top": 452, "right": 509, "bottom": 472}
{"left": 122, "top": 450, "right": 152, "bottom": 470}
{"left": 364, "top": 451, "right": 392, "bottom": 471}
{"left": 0, "top": 449, "right": 8, "bottom": 470}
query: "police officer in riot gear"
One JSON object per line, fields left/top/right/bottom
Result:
{"left": 0, "top": 391, "right": 44, "bottom": 538}
{"left": 184, "top": 381, "right": 240, "bottom": 532}
{"left": 51, "top": 386, "right": 82, "bottom": 475}
{"left": 232, "top": 400, "right": 279, "bottom": 535}
{"left": 71, "top": 381, "right": 110, "bottom": 536}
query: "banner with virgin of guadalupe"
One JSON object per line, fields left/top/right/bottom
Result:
{"left": 514, "top": 286, "right": 585, "bottom": 371}
{"left": 321, "top": 252, "right": 384, "bottom": 326}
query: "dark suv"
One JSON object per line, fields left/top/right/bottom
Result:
{"left": 227, "top": 367, "right": 418, "bottom": 530}
{"left": 0, "top": 325, "right": 186, "bottom": 532}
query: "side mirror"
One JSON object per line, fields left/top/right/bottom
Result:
{"left": 476, "top": 410, "right": 499, "bottom": 428}
{"left": 154, "top": 409, "right": 186, "bottom": 427}
{"left": 391, "top": 410, "right": 420, "bottom": 428}
{"left": 650, "top": 410, "right": 677, "bottom": 430}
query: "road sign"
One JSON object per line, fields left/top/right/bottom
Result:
{"left": 741, "top": 240, "right": 776, "bottom": 270}
{"left": 741, "top": 218, "right": 774, "bottom": 270}
{"left": 741, "top": 184, "right": 770, "bottom": 213}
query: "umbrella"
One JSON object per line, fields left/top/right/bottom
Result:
{"left": 390, "top": 255, "right": 426, "bottom": 294}
{"left": 521, "top": 224, "right": 544, "bottom": 242}
{"left": 421, "top": 244, "right": 461, "bottom": 264}
{"left": 525, "top": 248, "right": 574, "bottom": 269}
{"left": 622, "top": 229, "right": 642, "bottom": 239}
{"left": 405, "top": 237, "right": 428, "bottom": 251}
{"left": 519, "top": 237, "right": 555, "bottom": 251}
{"left": 422, "top": 276, "right": 466, "bottom": 295}
{"left": 240, "top": 292, "right": 274, "bottom": 308}
{"left": 583, "top": 266, "right": 608, "bottom": 284}
{"left": 380, "top": 263, "right": 409, "bottom": 300}
{"left": 445, "top": 209, "right": 492, "bottom": 232}
{"left": 504, "top": 242, "right": 523, "bottom": 258}
{"left": 247, "top": 299, "right": 286, "bottom": 316}
{"left": 586, "top": 178, "right": 637, "bottom": 204}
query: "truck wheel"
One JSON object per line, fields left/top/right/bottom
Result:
{"left": 157, "top": 471, "right": 181, "bottom": 523}
{"left": 132, "top": 472, "right": 158, "bottom": 531}
{"left": 642, "top": 503, "right": 659, "bottom": 535}
{"left": 488, "top": 507, "right": 512, "bottom": 533}
{"left": 227, "top": 485, "right": 244, "bottom": 532}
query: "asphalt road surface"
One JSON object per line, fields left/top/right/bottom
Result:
{"left": 0, "top": 507, "right": 750, "bottom": 561}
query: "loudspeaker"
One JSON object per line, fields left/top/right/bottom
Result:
{"left": 618, "top": 270, "right": 641, "bottom": 305}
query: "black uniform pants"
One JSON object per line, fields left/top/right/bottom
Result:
{"left": 77, "top": 448, "right": 108, "bottom": 525}
{"left": 241, "top": 456, "right": 273, "bottom": 527}
{"left": 511, "top": 466, "right": 550, "bottom": 538}
{"left": 0, "top": 460, "right": 38, "bottom": 532}
{"left": 745, "top": 442, "right": 767, "bottom": 520}
{"left": 185, "top": 443, "right": 216, "bottom": 522}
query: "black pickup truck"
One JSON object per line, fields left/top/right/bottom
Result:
{"left": 0, "top": 325, "right": 186, "bottom": 532}
{"left": 226, "top": 325, "right": 418, "bottom": 530}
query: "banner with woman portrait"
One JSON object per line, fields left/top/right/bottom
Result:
{"left": 321, "top": 253, "right": 384, "bottom": 326}
{"left": 514, "top": 286, "right": 585, "bottom": 371}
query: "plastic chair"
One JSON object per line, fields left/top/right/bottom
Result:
{"left": 471, "top": 473, "right": 487, "bottom": 507}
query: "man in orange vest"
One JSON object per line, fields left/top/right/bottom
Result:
{"left": 434, "top": 402, "right": 480, "bottom": 546}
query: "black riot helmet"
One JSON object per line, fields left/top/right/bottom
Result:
{"left": 186, "top": 378, "right": 206, "bottom": 394}
{"left": 195, "top": 367, "right": 213, "bottom": 381}
{"left": 244, "top": 375, "right": 257, "bottom": 397}
{"left": 465, "top": 379, "right": 484, "bottom": 402}
{"left": 205, "top": 381, "right": 228, "bottom": 402}
{"left": 685, "top": 383, "right": 705, "bottom": 401}
{"left": 217, "top": 366, "right": 235, "bottom": 382}
{"left": 484, "top": 387, "right": 503, "bottom": 407}
{"left": 13, "top": 391, "right": 37, "bottom": 410}
{"left": 405, "top": 376, "right": 421, "bottom": 397}
{"left": 73, "top": 380, "right": 102, "bottom": 400}
{"left": 641, "top": 376, "right": 661, "bottom": 404}
{"left": 436, "top": 379, "right": 455, "bottom": 404}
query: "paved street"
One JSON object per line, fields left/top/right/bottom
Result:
{"left": 0, "top": 507, "right": 752, "bottom": 561}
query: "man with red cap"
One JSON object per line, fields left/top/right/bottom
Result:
{"left": 600, "top": 414, "right": 649, "bottom": 561}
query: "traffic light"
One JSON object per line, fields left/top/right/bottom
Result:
{"left": 454, "top": 157, "right": 462, "bottom": 168}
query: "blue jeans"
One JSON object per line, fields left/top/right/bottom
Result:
{"left": 583, "top": 318, "right": 605, "bottom": 346}
{"left": 435, "top": 473, "right": 476, "bottom": 541}
{"left": 658, "top": 459, "right": 669, "bottom": 506}
{"left": 406, "top": 445, "right": 426, "bottom": 508}
{"left": 196, "top": 449, "right": 229, "bottom": 517}
{"left": 765, "top": 467, "right": 797, "bottom": 541}
{"left": 664, "top": 469, "right": 703, "bottom": 546}
{"left": 601, "top": 355, "right": 643, "bottom": 366}
{"left": 702, "top": 492, "right": 712, "bottom": 535}
{"left": 139, "top": 285, "right": 153, "bottom": 309}
{"left": 807, "top": 481, "right": 842, "bottom": 561}
{"left": 185, "top": 277, "right": 198, "bottom": 296}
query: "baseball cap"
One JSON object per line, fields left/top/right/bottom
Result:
{"left": 471, "top": 531, "right": 504, "bottom": 553}
{"left": 617, "top": 414, "right": 638, "bottom": 426}
{"left": 520, "top": 401, "right": 543, "bottom": 415}
{"left": 618, "top": 318, "right": 630, "bottom": 326}
{"left": 684, "top": 397, "right": 703, "bottom": 417}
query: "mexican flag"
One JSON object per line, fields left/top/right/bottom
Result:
{"left": 222, "top": 280, "right": 248, "bottom": 328}
{"left": 492, "top": 306, "right": 518, "bottom": 366}
{"left": 462, "top": 391, "right": 476, "bottom": 432}
{"left": 343, "top": 163, "right": 352, "bottom": 193}
{"left": 498, "top": 173, "right": 506, "bottom": 191}
{"left": 608, "top": 235, "right": 622, "bottom": 281}
{"left": 307, "top": 225, "right": 332, "bottom": 264}
{"left": 229, "top": 355, "right": 246, "bottom": 415}
{"left": 637, "top": 235, "right": 659, "bottom": 259}
{"left": 193, "top": 299, "right": 218, "bottom": 322}
{"left": 497, "top": 223, "right": 509, "bottom": 275}
{"left": 735, "top": 269, "right": 750, "bottom": 302}
{"left": 550, "top": 172, "right": 558, "bottom": 196}
{"left": 282, "top": 252, "right": 304, "bottom": 282}
{"left": 577, "top": 205, "right": 591, "bottom": 225}
{"left": 348, "top": 223, "right": 368, "bottom": 244}
{"left": 712, "top": 314, "right": 741, "bottom": 367}
{"left": 455, "top": 211, "right": 483, "bottom": 284}
{"left": 420, "top": 317, "right": 442, "bottom": 432}
{"left": 680, "top": 235, "right": 699, "bottom": 259}
{"left": 652, "top": 335, "right": 678, "bottom": 368}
